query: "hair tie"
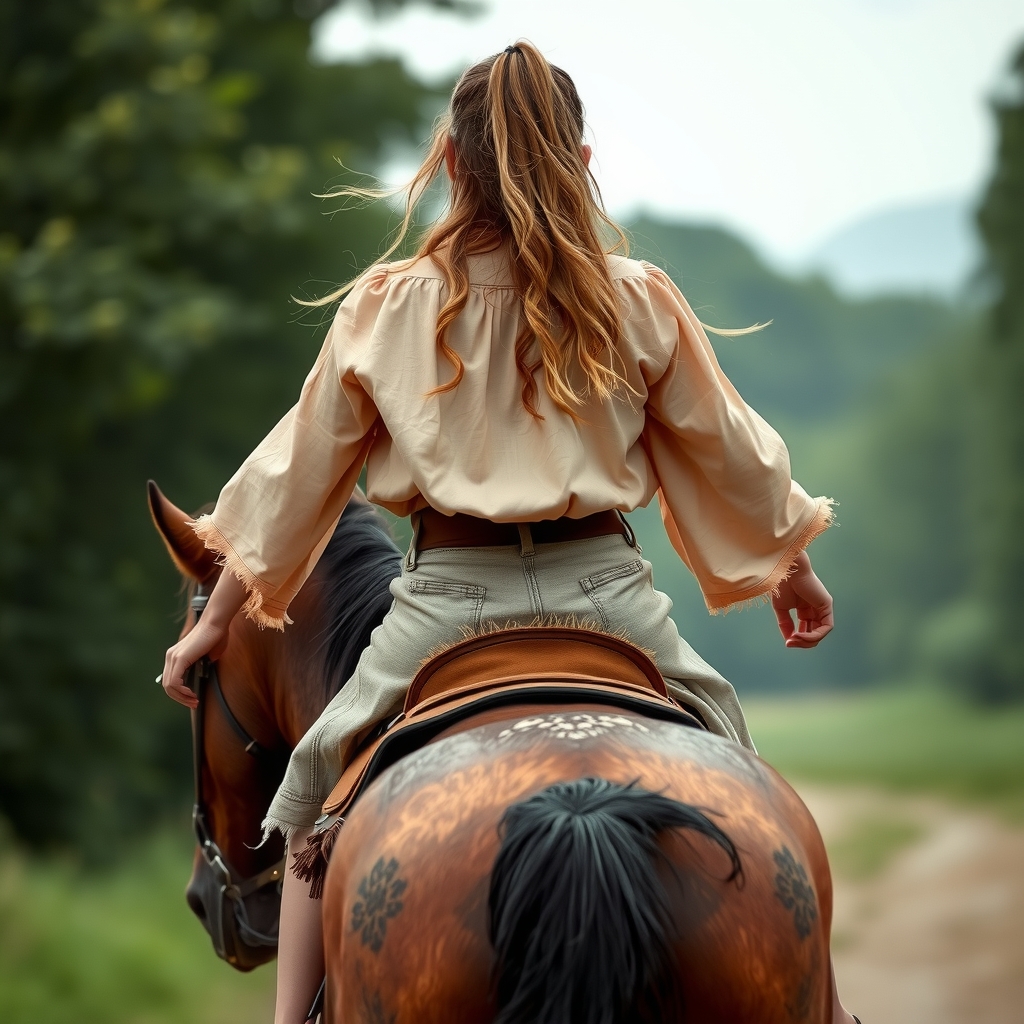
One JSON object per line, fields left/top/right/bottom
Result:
{"left": 504, "top": 45, "right": 521, "bottom": 55}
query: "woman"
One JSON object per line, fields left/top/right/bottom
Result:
{"left": 161, "top": 42, "right": 838, "bottom": 1023}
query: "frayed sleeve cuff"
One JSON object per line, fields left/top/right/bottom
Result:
{"left": 190, "top": 514, "right": 292, "bottom": 630}
{"left": 703, "top": 497, "right": 836, "bottom": 615}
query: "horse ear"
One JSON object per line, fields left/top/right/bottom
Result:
{"left": 147, "top": 480, "right": 219, "bottom": 584}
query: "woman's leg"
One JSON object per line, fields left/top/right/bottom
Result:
{"left": 275, "top": 828, "right": 325, "bottom": 1024}
{"left": 268, "top": 564, "right": 496, "bottom": 1021}
{"left": 264, "top": 567, "right": 489, "bottom": 840}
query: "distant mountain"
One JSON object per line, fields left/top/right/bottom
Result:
{"left": 804, "top": 198, "right": 982, "bottom": 298}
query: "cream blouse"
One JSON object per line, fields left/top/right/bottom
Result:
{"left": 193, "top": 248, "right": 833, "bottom": 629}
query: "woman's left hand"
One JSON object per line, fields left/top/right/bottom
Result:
{"left": 771, "top": 550, "right": 834, "bottom": 649}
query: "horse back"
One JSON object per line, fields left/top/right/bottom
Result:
{"left": 323, "top": 709, "right": 832, "bottom": 1024}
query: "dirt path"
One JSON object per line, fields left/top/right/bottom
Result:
{"left": 795, "top": 785, "right": 1024, "bottom": 1024}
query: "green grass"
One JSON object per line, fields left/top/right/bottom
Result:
{"left": 0, "top": 827, "right": 274, "bottom": 1024}
{"left": 827, "top": 816, "right": 926, "bottom": 881}
{"left": 746, "top": 685, "right": 1024, "bottom": 819}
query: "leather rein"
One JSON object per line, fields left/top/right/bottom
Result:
{"left": 186, "top": 586, "right": 287, "bottom": 964}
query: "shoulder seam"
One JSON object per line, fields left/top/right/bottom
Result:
{"left": 386, "top": 273, "right": 446, "bottom": 283}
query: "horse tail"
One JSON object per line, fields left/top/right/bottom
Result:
{"left": 487, "top": 777, "right": 741, "bottom": 1024}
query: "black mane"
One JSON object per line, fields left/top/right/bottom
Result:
{"left": 311, "top": 499, "right": 403, "bottom": 705}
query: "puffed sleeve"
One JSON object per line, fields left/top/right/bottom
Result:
{"left": 190, "top": 270, "right": 388, "bottom": 629}
{"left": 639, "top": 263, "right": 834, "bottom": 613}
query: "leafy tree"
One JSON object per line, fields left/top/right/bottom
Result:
{"left": 860, "top": 39, "right": 1024, "bottom": 704}
{"left": 0, "top": 0, "right": 449, "bottom": 854}
{"left": 969, "top": 41, "right": 1024, "bottom": 700}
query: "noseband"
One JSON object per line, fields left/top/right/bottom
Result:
{"left": 187, "top": 587, "right": 288, "bottom": 970}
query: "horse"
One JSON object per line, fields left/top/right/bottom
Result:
{"left": 148, "top": 482, "right": 849, "bottom": 1023}
{"left": 148, "top": 481, "right": 401, "bottom": 971}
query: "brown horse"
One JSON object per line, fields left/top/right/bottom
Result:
{"left": 320, "top": 685, "right": 836, "bottom": 1024}
{"left": 149, "top": 482, "right": 849, "bottom": 1023}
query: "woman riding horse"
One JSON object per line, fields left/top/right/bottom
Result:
{"left": 160, "top": 41, "right": 842, "bottom": 1023}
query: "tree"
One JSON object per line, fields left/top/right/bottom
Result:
{"left": 0, "top": 0, "right": 450, "bottom": 854}
{"left": 968, "top": 41, "right": 1024, "bottom": 701}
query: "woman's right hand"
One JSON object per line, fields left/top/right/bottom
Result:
{"left": 771, "top": 550, "right": 834, "bottom": 648}
{"left": 160, "top": 571, "right": 249, "bottom": 708}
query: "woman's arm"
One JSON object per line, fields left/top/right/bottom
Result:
{"left": 639, "top": 263, "right": 835, "bottom": 624}
{"left": 160, "top": 571, "right": 248, "bottom": 709}
{"left": 169, "top": 270, "right": 387, "bottom": 642}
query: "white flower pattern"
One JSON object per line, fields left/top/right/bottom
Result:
{"left": 497, "top": 712, "right": 650, "bottom": 742}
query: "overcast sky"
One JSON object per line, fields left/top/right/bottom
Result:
{"left": 316, "top": 0, "right": 1024, "bottom": 262}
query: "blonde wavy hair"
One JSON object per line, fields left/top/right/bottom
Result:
{"left": 308, "top": 42, "right": 757, "bottom": 418}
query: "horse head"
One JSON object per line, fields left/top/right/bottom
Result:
{"left": 147, "top": 480, "right": 402, "bottom": 970}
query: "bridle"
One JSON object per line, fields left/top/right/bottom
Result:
{"left": 186, "top": 585, "right": 288, "bottom": 970}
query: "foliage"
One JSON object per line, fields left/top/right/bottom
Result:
{"left": 630, "top": 47, "right": 1024, "bottom": 705}
{"left": 968, "top": 41, "right": 1024, "bottom": 700}
{"left": 628, "top": 70, "right": 1024, "bottom": 703}
{"left": 801, "top": 336, "right": 980, "bottom": 682}
{"left": 0, "top": 823, "right": 275, "bottom": 1024}
{"left": 824, "top": 37, "right": 1024, "bottom": 704}
{"left": 0, "top": 0, "right": 448, "bottom": 854}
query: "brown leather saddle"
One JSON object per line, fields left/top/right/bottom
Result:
{"left": 316, "top": 626, "right": 706, "bottom": 827}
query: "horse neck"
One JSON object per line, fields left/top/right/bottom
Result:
{"left": 258, "top": 575, "right": 333, "bottom": 747}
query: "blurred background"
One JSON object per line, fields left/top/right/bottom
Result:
{"left": 2, "top": 0, "right": 1023, "bottom": 1020}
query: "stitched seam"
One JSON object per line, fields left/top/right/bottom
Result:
{"left": 584, "top": 560, "right": 644, "bottom": 589}
{"left": 305, "top": 689, "right": 359, "bottom": 798}
{"left": 395, "top": 273, "right": 518, "bottom": 289}
{"left": 407, "top": 579, "right": 485, "bottom": 598}
{"left": 274, "top": 788, "right": 321, "bottom": 805}
{"left": 308, "top": 726, "right": 319, "bottom": 799}
{"left": 579, "top": 577, "right": 610, "bottom": 630}
{"left": 521, "top": 554, "right": 543, "bottom": 618}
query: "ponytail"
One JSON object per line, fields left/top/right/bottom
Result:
{"left": 481, "top": 44, "right": 629, "bottom": 416}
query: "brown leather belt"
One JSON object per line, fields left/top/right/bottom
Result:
{"left": 416, "top": 507, "right": 629, "bottom": 551}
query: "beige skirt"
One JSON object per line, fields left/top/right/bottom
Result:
{"left": 263, "top": 528, "right": 755, "bottom": 839}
